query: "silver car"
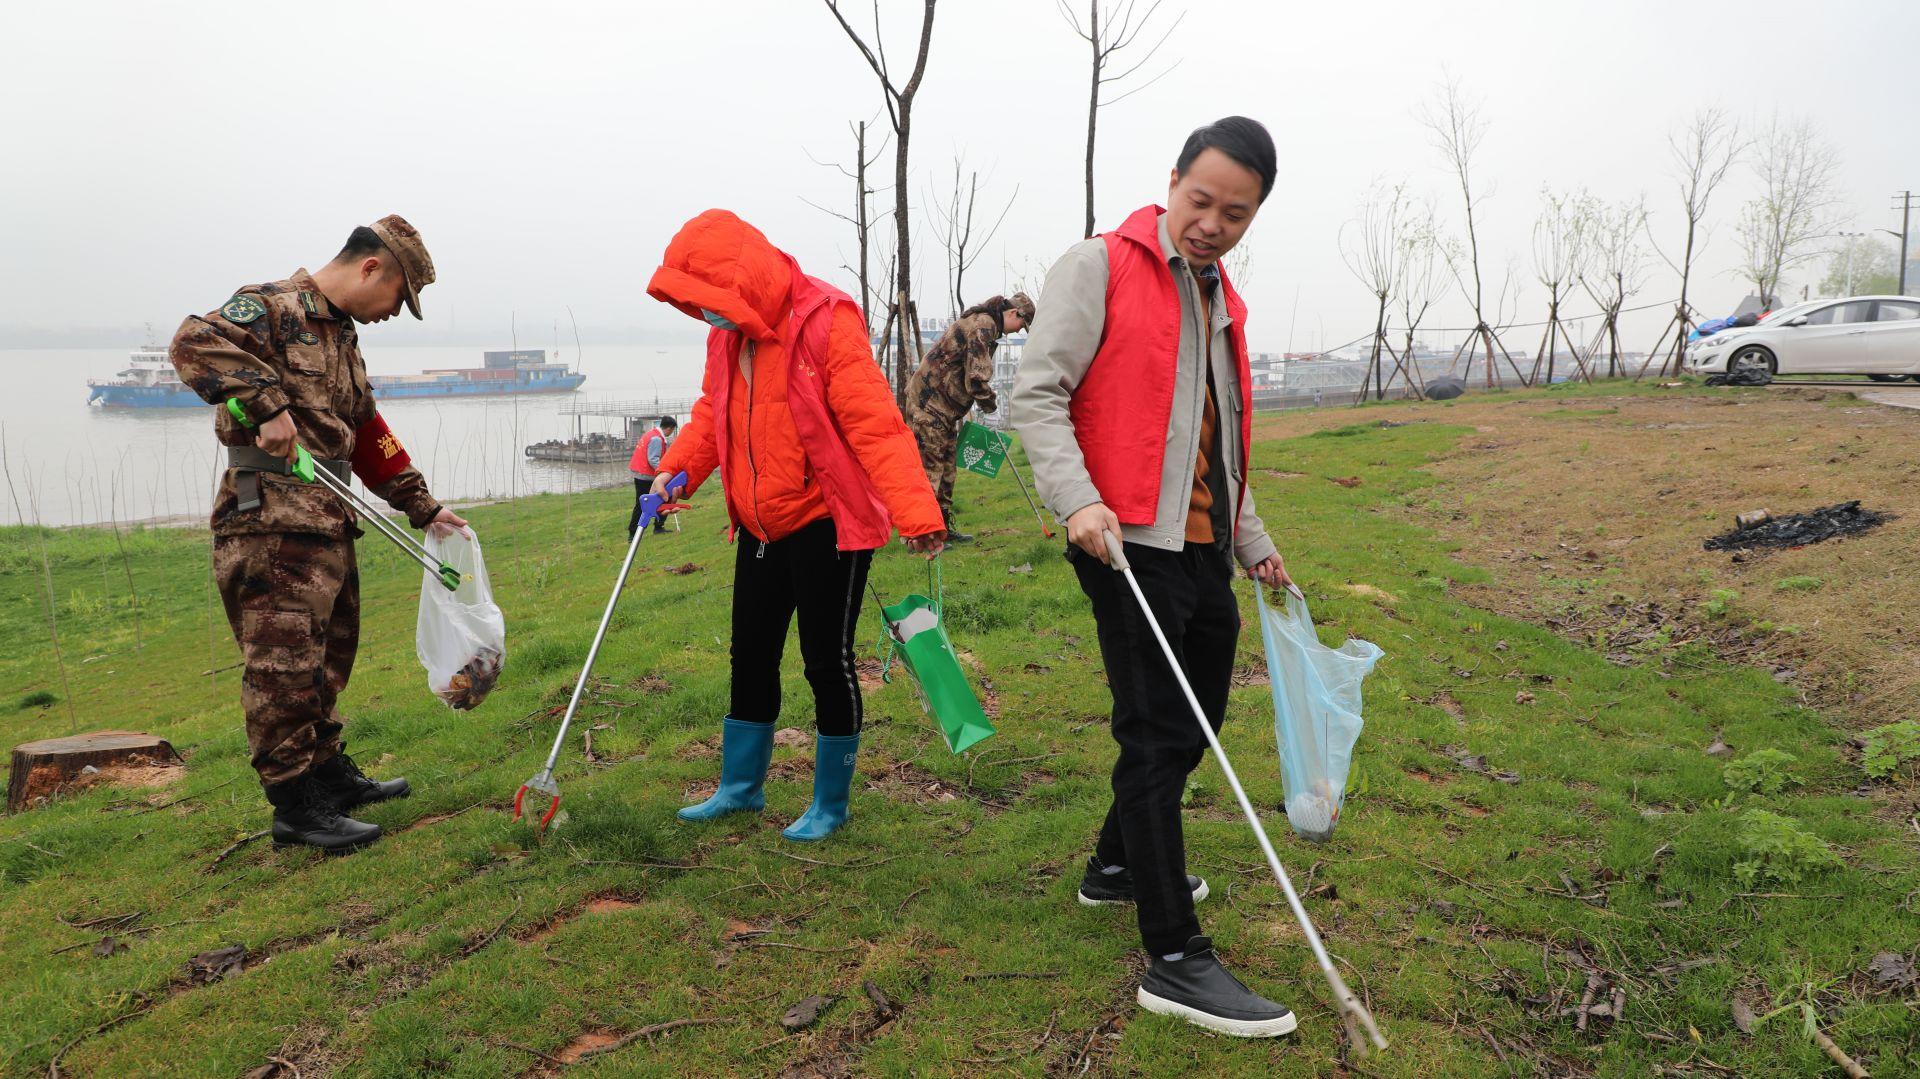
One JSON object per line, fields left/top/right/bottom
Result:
{"left": 1686, "top": 295, "right": 1920, "bottom": 383}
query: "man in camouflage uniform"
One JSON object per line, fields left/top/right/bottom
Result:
{"left": 171, "top": 215, "right": 467, "bottom": 852}
{"left": 904, "top": 291, "right": 1034, "bottom": 543}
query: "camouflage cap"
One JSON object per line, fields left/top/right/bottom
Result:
{"left": 1009, "top": 291, "right": 1035, "bottom": 325}
{"left": 368, "top": 214, "right": 435, "bottom": 320}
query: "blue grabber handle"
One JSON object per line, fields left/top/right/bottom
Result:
{"left": 636, "top": 471, "right": 690, "bottom": 533}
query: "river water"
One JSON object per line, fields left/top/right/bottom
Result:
{"left": 0, "top": 344, "right": 709, "bottom": 527}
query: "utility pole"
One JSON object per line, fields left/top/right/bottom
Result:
{"left": 1895, "top": 191, "right": 1913, "bottom": 296}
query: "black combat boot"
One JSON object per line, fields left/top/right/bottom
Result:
{"left": 943, "top": 509, "right": 974, "bottom": 545}
{"left": 312, "top": 750, "right": 410, "bottom": 810}
{"left": 264, "top": 774, "right": 382, "bottom": 852}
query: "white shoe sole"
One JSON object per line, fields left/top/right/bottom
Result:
{"left": 1137, "top": 988, "right": 1297, "bottom": 1038}
{"left": 1077, "top": 878, "right": 1210, "bottom": 907}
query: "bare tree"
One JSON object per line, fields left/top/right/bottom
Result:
{"left": 1418, "top": 75, "right": 1524, "bottom": 388}
{"left": 1640, "top": 106, "right": 1742, "bottom": 377}
{"left": 1578, "top": 196, "right": 1649, "bottom": 377}
{"left": 1058, "top": 1, "right": 1185, "bottom": 238}
{"left": 1340, "top": 179, "right": 1413, "bottom": 402}
{"left": 929, "top": 153, "right": 1019, "bottom": 316}
{"left": 1393, "top": 205, "right": 1449, "bottom": 396}
{"left": 1529, "top": 187, "right": 1590, "bottom": 385}
{"left": 803, "top": 118, "right": 893, "bottom": 335}
{"left": 824, "top": 0, "right": 938, "bottom": 399}
{"left": 1738, "top": 112, "right": 1840, "bottom": 306}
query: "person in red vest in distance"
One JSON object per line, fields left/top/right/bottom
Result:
{"left": 648, "top": 209, "right": 945, "bottom": 842}
{"left": 627, "top": 413, "right": 678, "bottom": 539}
{"left": 1012, "top": 117, "right": 1298, "bottom": 1038}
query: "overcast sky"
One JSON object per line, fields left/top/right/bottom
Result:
{"left": 3, "top": 0, "right": 1914, "bottom": 353}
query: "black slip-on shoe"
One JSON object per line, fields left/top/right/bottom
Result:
{"left": 1137, "top": 935, "right": 1296, "bottom": 1038}
{"left": 1076, "top": 860, "right": 1209, "bottom": 907}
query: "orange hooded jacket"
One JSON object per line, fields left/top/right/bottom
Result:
{"left": 651, "top": 210, "right": 944, "bottom": 548}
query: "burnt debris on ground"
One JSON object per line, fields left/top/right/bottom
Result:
{"left": 1703, "top": 501, "right": 1891, "bottom": 553}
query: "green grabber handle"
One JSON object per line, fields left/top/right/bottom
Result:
{"left": 289, "top": 445, "right": 317, "bottom": 483}
{"left": 225, "top": 397, "right": 255, "bottom": 429}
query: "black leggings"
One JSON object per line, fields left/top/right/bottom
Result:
{"left": 729, "top": 517, "right": 874, "bottom": 736}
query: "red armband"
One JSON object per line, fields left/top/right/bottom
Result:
{"left": 351, "top": 411, "right": 413, "bottom": 487}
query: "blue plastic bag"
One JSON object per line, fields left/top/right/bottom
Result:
{"left": 1258, "top": 588, "right": 1383, "bottom": 843}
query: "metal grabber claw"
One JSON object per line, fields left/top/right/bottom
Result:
{"left": 513, "top": 471, "right": 689, "bottom": 834}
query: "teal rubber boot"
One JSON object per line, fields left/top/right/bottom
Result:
{"left": 677, "top": 718, "right": 773, "bottom": 822}
{"left": 781, "top": 733, "right": 860, "bottom": 842}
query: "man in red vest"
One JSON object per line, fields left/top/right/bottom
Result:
{"left": 627, "top": 414, "right": 677, "bottom": 538}
{"left": 1012, "top": 117, "right": 1297, "bottom": 1038}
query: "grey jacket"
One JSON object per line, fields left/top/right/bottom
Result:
{"left": 1010, "top": 215, "right": 1277, "bottom": 570}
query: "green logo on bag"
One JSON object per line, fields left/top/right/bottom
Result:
{"left": 956, "top": 422, "right": 1010, "bottom": 478}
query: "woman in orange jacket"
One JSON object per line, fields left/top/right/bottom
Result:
{"left": 649, "top": 209, "right": 945, "bottom": 841}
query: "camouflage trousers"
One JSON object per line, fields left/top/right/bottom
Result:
{"left": 213, "top": 532, "right": 359, "bottom": 786}
{"left": 906, "top": 403, "right": 962, "bottom": 518}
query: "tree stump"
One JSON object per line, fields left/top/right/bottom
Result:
{"left": 7, "top": 731, "right": 180, "bottom": 812}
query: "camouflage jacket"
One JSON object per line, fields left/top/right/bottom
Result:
{"left": 169, "top": 269, "right": 440, "bottom": 538}
{"left": 905, "top": 311, "right": 1002, "bottom": 419}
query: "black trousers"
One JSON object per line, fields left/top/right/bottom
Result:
{"left": 730, "top": 517, "right": 874, "bottom": 737}
{"left": 628, "top": 478, "right": 664, "bottom": 539}
{"left": 1072, "top": 540, "right": 1239, "bottom": 956}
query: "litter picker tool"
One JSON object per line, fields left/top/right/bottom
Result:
{"left": 1100, "top": 531, "right": 1387, "bottom": 1052}
{"left": 289, "top": 446, "right": 461, "bottom": 592}
{"left": 992, "top": 428, "right": 1053, "bottom": 540}
{"left": 513, "top": 470, "right": 688, "bottom": 833}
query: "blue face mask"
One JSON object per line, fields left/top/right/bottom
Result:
{"left": 701, "top": 309, "right": 737, "bottom": 331}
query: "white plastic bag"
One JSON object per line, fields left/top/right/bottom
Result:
{"left": 1259, "top": 588, "right": 1382, "bottom": 842}
{"left": 417, "top": 529, "right": 506, "bottom": 710}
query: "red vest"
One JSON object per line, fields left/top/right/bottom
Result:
{"left": 1070, "top": 205, "right": 1254, "bottom": 526}
{"left": 699, "top": 259, "right": 892, "bottom": 550}
{"left": 628, "top": 426, "right": 666, "bottom": 474}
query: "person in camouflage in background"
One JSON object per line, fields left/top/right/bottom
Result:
{"left": 904, "top": 292, "right": 1034, "bottom": 543}
{"left": 170, "top": 214, "right": 467, "bottom": 852}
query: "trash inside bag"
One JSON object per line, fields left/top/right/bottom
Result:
{"left": 1258, "top": 588, "right": 1382, "bottom": 842}
{"left": 417, "top": 529, "right": 506, "bottom": 710}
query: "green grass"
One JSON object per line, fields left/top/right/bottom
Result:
{"left": 2, "top": 398, "right": 1916, "bottom": 1076}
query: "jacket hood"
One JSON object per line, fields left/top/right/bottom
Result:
{"left": 646, "top": 209, "right": 793, "bottom": 342}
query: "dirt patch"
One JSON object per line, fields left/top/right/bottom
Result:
{"left": 631, "top": 673, "right": 674, "bottom": 694}
{"left": 676, "top": 735, "right": 720, "bottom": 761}
{"left": 864, "top": 758, "right": 966, "bottom": 807}
{"left": 556, "top": 1031, "right": 622, "bottom": 1062}
{"left": 396, "top": 801, "right": 495, "bottom": 834}
{"left": 1230, "top": 663, "right": 1269, "bottom": 687}
{"left": 1343, "top": 582, "right": 1403, "bottom": 605}
{"left": 856, "top": 657, "right": 887, "bottom": 689}
{"left": 520, "top": 892, "right": 647, "bottom": 946}
{"left": 1396, "top": 387, "right": 1920, "bottom": 729}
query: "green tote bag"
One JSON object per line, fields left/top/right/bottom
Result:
{"left": 877, "top": 559, "right": 997, "bottom": 753}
